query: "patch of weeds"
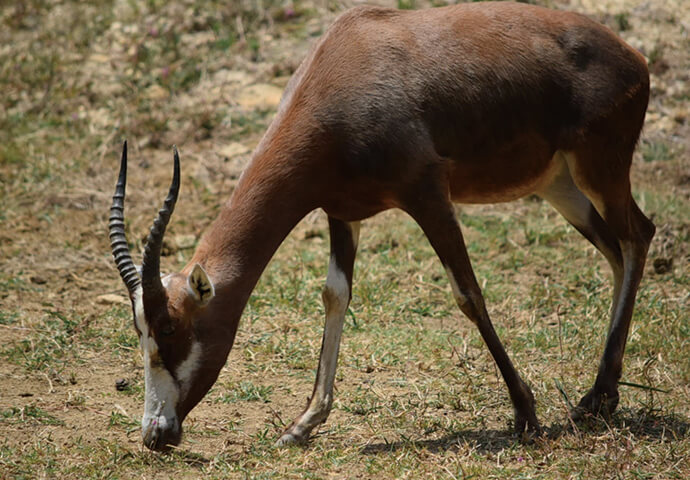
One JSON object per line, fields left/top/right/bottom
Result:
{"left": 103, "top": 306, "right": 139, "bottom": 356}
{"left": 108, "top": 411, "right": 140, "bottom": 433}
{"left": 113, "top": 329, "right": 138, "bottom": 354}
{"left": 614, "top": 12, "right": 631, "bottom": 31}
{"left": 0, "top": 444, "right": 20, "bottom": 476}
{"left": 243, "top": 329, "right": 315, "bottom": 370}
{"left": 460, "top": 213, "right": 513, "bottom": 253}
{"left": 0, "top": 141, "right": 24, "bottom": 165}
{"left": 641, "top": 140, "right": 672, "bottom": 163}
{"left": 523, "top": 225, "right": 568, "bottom": 246}
{"left": 0, "top": 440, "right": 60, "bottom": 477}
{"left": 218, "top": 380, "right": 273, "bottom": 403}
{"left": 397, "top": 0, "right": 416, "bottom": 9}
{"left": 270, "top": 3, "right": 313, "bottom": 24}
{"left": 65, "top": 392, "right": 87, "bottom": 408}
{"left": 408, "top": 302, "right": 441, "bottom": 318}
{"left": 231, "top": 110, "right": 273, "bottom": 139}
{"left": 0, "top": 274, "right": 30, "bottom": 293}
{"left": 253, "top": 426, "right": 275, "bottom": 446}
{"left": 0, "top": 311, "right": 18, "bottom": 325}
{"left": 11, "top": 49, "right": 59, "bottom": 100}
{"left": 166, "top": 59, "right": 203, "bottom": 92}
{"left": 647, "top": 43, "right": 669, "bottom": 75}
{"left": 1, "top": 310, "right": 79, "bottom": 372}
{"left": 247, "top": 35, "right": 261, "bottom": 61}
{"left": 342, "top": 385, "right": 380, "bottom": 415}
{"left": 214, "top": 30, "right": 237, "bottom": 51}
{"left": 243, "top": 427, "right": 280, "bottom": 459}
{"left": 1, "top": 405, "right": 64, "bottom": 426}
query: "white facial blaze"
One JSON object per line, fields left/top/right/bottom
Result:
{"left": 133, "top": 290, "right": 203, "bottom": 436}
{"left": 134, "top": 293, "right": 179, "bottom": 434}
{"left": 175, "top": 341, "right": 201, "bottom": 397}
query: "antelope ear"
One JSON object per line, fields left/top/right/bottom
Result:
{"left": 187, "top": 264, "right": 215, "bottom": 306}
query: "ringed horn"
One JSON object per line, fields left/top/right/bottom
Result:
{"left": 108, "top": 141, "right": 181, "bottom": 301}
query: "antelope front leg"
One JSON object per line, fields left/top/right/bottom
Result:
{"left": 277, "top": 218, "right": 360, "bottom": 446}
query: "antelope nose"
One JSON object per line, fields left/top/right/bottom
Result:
{"left": 142, "top": 417, "right": 182, "bottom": 451}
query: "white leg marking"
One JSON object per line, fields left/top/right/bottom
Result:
{"left": 562, "top": 150, "right": 607, "bottom": 220}
{"left": 279, "top": 259, "right": 348, "bottom": 444}
{"left": 350, "top": 221, "right": 361, "bottom": 250}
{"left": 310, "top": 254, "right": 349, "bottom": 407}
{"left": 309, "top": 221, "right": 360, "bottom": 411}
{"left": 539, "top": 152, "right": 592, "bottom": 229}
{"left": 444, "top": 265, "right": 468, "bottom": 307}
{"left": 278, "top": 224, "right": 358, "bottom": 445}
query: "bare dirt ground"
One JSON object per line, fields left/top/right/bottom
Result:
{"left": 0, "top": 0, "right": 688, "bottom": 478}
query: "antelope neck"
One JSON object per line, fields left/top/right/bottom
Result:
{"left": 188, "top": 157, "right": 314, "bottom": 317}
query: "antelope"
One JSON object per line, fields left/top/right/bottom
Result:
{"left": 109, "top": 2, "right": 655, "bottom": 451}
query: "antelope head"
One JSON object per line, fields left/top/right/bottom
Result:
{"left": 109, "top": 142, "right": 220, "bottom": 451}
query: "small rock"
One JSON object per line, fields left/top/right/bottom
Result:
{"left": 97, "top": 294, "right": 129, "bottom": 305}
{"left": 115, "top": 378, "right": 130, "bottom": 391}
{"left": 653, "top": 257, "right": 672, "bottom": 274}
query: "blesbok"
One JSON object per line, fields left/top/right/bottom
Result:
{"left": 109, "top": 2, "right": 654, "bottom": 450}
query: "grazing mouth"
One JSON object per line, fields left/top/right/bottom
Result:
{"left": 142, "top": 416, "right": 182, "bottom": 451}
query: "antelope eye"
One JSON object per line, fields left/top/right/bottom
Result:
{"left": 159, "top": 323, "right": 175, "bottom": 337}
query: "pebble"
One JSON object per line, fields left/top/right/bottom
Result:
{"left": 115, "top": 378, "right": 130, "bottom": 391}
{"left": 97, "top": 294, "right": 129, "bottom": 305}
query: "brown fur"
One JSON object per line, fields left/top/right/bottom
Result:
{"left": 131, "top": 2, "right": 652, "bottom": 449}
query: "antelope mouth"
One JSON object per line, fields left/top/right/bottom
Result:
{"left": 142, "top": 415, "right": 182, "bottom": 451}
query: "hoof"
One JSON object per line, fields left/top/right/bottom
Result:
{"left": 512, "top": 383, "right": 541, "bottom": 441}
{"left": 276, "top": 424, "right": 310, "bottom": 447}
{"left": 276, "top": 432, "right": 304, "bottom": 447}
{"left": 514, "top": 410, "right": 542, "bottom": 442}
{"left": 571, "top": 388, "right": 619, "bottom": 421}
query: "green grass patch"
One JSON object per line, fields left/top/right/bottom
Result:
{"left": 1, "top": 405, "right": 64, "bottom": 426}
{"left": 217, "top": 380, "right": 274, "bottom": 404}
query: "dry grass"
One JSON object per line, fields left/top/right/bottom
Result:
{"left": 0, "top": 0, "right": 688, "bottom": 478}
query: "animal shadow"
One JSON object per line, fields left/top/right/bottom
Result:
{"left": 359, "top": 408, "right": 690, "bottom": 455}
